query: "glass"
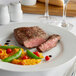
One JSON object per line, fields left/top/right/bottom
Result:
{"left": 61, "top": 0, "right": 73, "bottom": 30}
{"left": 44, "top": 0, "right": 50, "bottom": 19}
{"left": 40, "top": 0, "right": 57, "bottom": 24}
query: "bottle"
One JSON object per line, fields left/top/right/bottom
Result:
{"left": 9, "top": 2, "right": 23, "bottom": 22}
{"left": 0, "top": 5, "right": 10, "bottom": 24}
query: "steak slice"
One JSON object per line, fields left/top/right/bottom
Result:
{"left": 37, "top": 34, "right": 61, "bottom": 52}
{"left": 14, "top": 26, "right": 48, "bottom": 48}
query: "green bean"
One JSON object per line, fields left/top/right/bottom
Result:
{"left": 2, "top": 49, "right": 22, "bottom": 62}
{"left": 0, "top": 46, "right": 20, "bottom": 49}
{"left": 26, "top": 49, "right": 41, "bottom": 59}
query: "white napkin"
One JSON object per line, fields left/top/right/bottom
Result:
{"left": 44, "top": 56, "right": 76, "bottom": 76}
{"left": 0, "top": 0, "right": 20, "bottom": 5}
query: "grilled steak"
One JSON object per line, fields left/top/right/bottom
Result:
{"left": 37, "top": 34, "right": 61, "bottom": 52}
{"left": 14, "top": 26, "right": 48, "bottom": 48}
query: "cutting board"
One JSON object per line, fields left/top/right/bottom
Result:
{"left": 21, "top": 0, "right": 76, "bottom": 17}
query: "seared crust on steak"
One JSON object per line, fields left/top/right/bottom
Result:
{"left": 37, "top": 34, "right": 61, "bottom": 52}
{"left": 14, "top": 26, "right": 48, "bottom": 48}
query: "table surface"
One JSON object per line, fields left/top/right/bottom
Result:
{"left": 9, "top": 14, "right": 76, "bottom": 33}
{"left": 22, "top": 14, "right": 76, "bottom": 35}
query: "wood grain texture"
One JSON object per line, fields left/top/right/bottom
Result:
{"left": 21, "top": 0, "right": 76, "bottom": 17}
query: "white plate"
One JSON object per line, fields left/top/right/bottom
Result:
{"left": 0, "top": 22, "right": 76, "bottom": 72}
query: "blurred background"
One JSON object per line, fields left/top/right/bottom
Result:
{"left": 21, "top": 0, "right": 76, "bottom": 17}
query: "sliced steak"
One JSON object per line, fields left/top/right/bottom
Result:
{"left": 14, "top": 26, "right": 48, "bottom": 48}
{"left": 37, "top": 34, "right": 61, "bottom": 52}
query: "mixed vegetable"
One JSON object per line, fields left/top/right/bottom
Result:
{"left": 0, "top": 45, "right": 52, "bottom": 65}
{"left": 2, "top": 49, "right": 22, "bottom": 62}
{"left": 0, "top": 45, "right": 44, "bottom": 65}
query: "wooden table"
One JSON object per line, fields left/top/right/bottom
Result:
{"left": 21, "top": 0, "right": 76, "bottom": 17}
